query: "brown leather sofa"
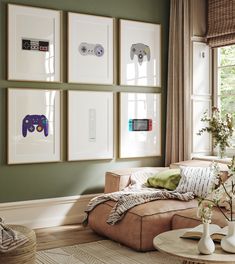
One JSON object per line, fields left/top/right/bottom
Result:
{"left": 88, "top": 161, "right": 229, "bottom": 251}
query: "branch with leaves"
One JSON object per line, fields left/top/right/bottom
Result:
{"left": 198, "top": 158, "right": 235, "bottom": 223}
{"left": 197, "top": 107, "right": 234, "bottom": 152}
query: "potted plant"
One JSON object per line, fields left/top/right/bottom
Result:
{"left": 197, "top": 107, "right": 234, "bottom": 158}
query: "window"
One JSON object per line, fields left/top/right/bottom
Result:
{"left": 216, "top": 45, "right": 235, "bottom": 148}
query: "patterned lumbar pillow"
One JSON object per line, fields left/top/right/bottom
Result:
{"left": 175, "top": 166, "right": 216, "bottom": 198}
{"left": 147, "top": 169, "right": 181, "bottom": 190}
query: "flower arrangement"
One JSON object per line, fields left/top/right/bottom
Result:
{"left": 197, "top": 107, "right": 234, "bottom": 158}
{"left": 198, "top": 158, "right": 235, "bottom": 223}
{"left": 197, "top": 202, "right": 213, "bottom": 223}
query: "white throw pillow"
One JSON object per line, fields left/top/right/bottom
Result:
{"left": 175, "top": 166, "right": 215, "bottom": 198}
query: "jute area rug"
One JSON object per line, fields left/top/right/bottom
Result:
{"left": 36, "top": 240, "right": 182, "bottom": 264}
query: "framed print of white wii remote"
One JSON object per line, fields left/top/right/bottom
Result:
{"left": 68, "top": 90, "right": 113, "bottom": 161}
{"left": 68, "top": 13, "right": 114, "bottom": 85}
{"left": 8, "top": 4, "right": 61, "bottom": 82}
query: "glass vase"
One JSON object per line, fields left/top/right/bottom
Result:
{"left": 218, "top": 144, "right": 226, "bottom": 159}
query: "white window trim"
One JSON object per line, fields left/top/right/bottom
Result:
{"left": 213, "top": 48, "right": 235, "bottom": 157}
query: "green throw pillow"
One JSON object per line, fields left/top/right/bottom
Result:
{"left": 147, "top": 169, "right": 181, "bottom": 190}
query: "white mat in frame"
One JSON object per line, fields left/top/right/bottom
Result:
{"left": 8, "top": 4, "right": 61, "bottom": 82}
{"left": 8, "top": 88, "right": 61, "bottom": 164}
{"left": 119, "top": 92, "right": 161, "bottom": 158}
{"left": 68, "top": 12, "right": 114, "bottom": 85}
{"left": 68, "top": 90, "right": 113, "bottom": 161}
{"left": 120, "top": 19, "right": 161, "bottom": 87}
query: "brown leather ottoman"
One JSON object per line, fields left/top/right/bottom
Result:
{"left": 171, "top": 207, "right": 227, "bottom": 230}
{"left": 88, "top": 199, "right": 197, "bottom": 251}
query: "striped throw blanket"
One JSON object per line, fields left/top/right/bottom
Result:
{"left": 85, "top": 189, "right": 194, "bottom": 225}
{"left": 85, "top": 170, "right": 194, "bottom": 225}
{"left": 0, "top": 219, "right": 28, "bottom": 252}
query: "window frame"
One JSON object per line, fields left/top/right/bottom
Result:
{"left": 213, "top": 47, "right": 235, "bottom": 157}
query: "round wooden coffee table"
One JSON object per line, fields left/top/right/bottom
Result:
{"left": 153, "top": 229, "right": 235, "bottom": 264}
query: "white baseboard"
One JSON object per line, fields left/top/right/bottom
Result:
{"left": 0, "top": 194, "right": 99, "bottom": 229}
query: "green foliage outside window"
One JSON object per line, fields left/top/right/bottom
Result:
{"left": 218, "top": 45, "right": 235, "bottom": 146}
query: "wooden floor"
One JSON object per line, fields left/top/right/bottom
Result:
{"left": 35, "top": 224, "right": 105, "bottom": 251}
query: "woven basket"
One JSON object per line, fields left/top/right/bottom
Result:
{"left": 0, "top": 225, "right": 36, "bottom": 264}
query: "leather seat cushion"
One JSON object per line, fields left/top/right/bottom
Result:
{"left": 88, "top": 199, "right": 197, "bottom": 251}
{"left": 171, "top": 207, "right": 227, "bottom": 230}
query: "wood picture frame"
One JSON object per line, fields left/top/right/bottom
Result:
{"left": 68, "top": 90, "right": 113, "bottom": 161}
{"left": 8, "top": 4, "right": 62, "bottom": 82}
{"left": 119, "top": 92, "right": 161, "bottom": 158}
{"left": 68, "top": 12, "right": 114, "bottom": 85}
{"left": 119, "top": 19, "right": 161, "bottom": 87}
{"left": 8, "top": 88, "right": 61, "bottom": 164}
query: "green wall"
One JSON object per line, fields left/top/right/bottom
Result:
{"left": 0, "top": 0, "right": 170, "bottom": 203}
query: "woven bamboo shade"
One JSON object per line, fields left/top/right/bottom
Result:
{"left": 207, "top": 0, "right": 235, "bottom": 47}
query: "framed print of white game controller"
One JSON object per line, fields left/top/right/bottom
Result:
{"left": 8, "top": 5, "right": 61, "bottom": 82}
{"left": 68, "top": 12, "right": 114, "bottom": 85}
{"left": 119, "top": 19, "right": 161, "bottom": 87}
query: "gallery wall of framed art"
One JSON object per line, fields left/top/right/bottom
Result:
{"left": 8, "top": 88, "right": 61, "bottom": 164}
{"left": 0, "top": 0, "right": 170, "bottom": 202}
{"left": 8, "top": 4, "right": 61, "bottom": 82}
{"left": 5, "top": 3, "right": 163, "bottom": 164}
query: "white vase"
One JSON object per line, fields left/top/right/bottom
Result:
{"left": 198, "top": 223, "right": 215, "bottom": 255}
{"left": 221, "top": 221, "right": 235, "bottom": 253}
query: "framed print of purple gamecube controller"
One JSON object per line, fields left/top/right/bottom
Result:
{"left": 8, "top": 88, "right": 61, "bottom": 164}
{"left": 22, "top": 114, "right": 49, "bottom": 137}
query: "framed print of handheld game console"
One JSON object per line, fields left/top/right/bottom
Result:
{"left": 119, "top": 92, "right": 161, "bottom": 158}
